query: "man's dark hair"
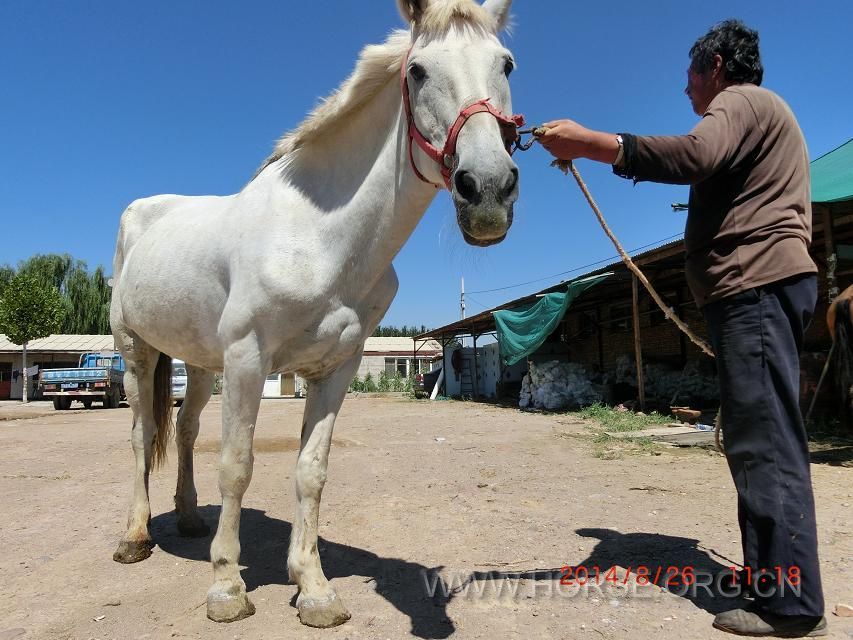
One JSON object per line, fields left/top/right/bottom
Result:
{"left": 689, "top": 19, "right": 763, "bottom": 86}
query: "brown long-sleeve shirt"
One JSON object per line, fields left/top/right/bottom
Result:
{"left": 616, "top": 84, "right": 817, "bottom": 307}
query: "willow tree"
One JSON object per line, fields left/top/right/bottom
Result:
{"left": 14, "top": 254, "right": 112, "bottom": 334}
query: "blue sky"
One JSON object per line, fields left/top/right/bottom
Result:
{"left": 2, "top": 1, "right": 851, "bottom": 330}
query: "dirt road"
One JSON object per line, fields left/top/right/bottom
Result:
{"left": 1, "top": 397, "right": 851, "bottom": 639}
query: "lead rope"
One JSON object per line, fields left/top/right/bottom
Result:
{"left": 520, "top": 127, "right": 723, "bottom": 452}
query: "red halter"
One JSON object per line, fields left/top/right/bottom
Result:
{"left": 401, "top": 48, "right": 525, "bottom": 190}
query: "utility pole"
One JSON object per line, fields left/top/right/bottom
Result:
{"left": 460, "top": 276, "right": 466, "bottom": 320}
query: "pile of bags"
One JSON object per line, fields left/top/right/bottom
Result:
{"left": 609, "top": 354, "right": 718, "bottom": 404}
{"left": 519, "top": 360, "right": 603, "bottom": 410}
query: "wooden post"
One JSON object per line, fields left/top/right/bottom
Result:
{"left": 632, "top": 275, "right": 646, "bottom": 412}
{"left": 676, "top": 287, "right": 687, "bottom": 366}
{"left": 596, "top": 307, "right": 604, "bottom": 370}
{"left": 472, "top": 333, "right": 479, "bottom": 400}
{"left": 21, "top": 341, "right": 29, "bottom": 404}
{"left": 441, "top": 336, "right": 448, "bottom": 397}
{"left": 822, "top": 205, "right": 839, "bottom": 301}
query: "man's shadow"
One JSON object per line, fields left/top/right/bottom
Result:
{"left": 151, "top": 506, "right": 454, "bottom": 639}
{"left": 461, "top": 528, "right": 740, "bottom": 616}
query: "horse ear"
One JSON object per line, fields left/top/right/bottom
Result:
{"left": 482, "top": 0, "right": 513, "bottom": 30}
{"left": 397, "top": 0, "right": 429, "bottom": 23}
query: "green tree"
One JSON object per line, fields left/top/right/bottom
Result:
{"left": 13, "top": 254, "right": 112, "bottom": 334}
{"left": 0, "top": 264, "right": 14, "bottom": 298}
{"left": 0, "top": 273, "right": 65, "bottom": 403}
{"left": 63, "top": 264, "right": 111, "bottom": 334}
{"left": 372, "top": 324, "right": 431, "bottom": 338}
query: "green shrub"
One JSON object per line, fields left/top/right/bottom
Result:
{"left": 349, "top": 375, "right": 363, "bottom": 392}
{"left": 378, "top": 370, "right": 391, "bottom": 392}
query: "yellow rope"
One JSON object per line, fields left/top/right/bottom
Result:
{"left": 552, "top": 158, "right": 715, "bottom": 357}
{"left": 532, "top": 139, "right": 723, "bottom": 451}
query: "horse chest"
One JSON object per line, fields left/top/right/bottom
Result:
{"left": 263, "top": 302, "right": 365, "bottom": 374}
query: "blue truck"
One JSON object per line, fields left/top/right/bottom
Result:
{"left": 38, "top": 351, "right": 125, "bottom": 410}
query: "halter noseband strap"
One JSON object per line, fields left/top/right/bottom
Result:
{"left": 400, "top": 48, "right": 525, "bottom": 190}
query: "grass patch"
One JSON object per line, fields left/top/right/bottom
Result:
{"left": 573, "top": 403, "right": 671, "bottom": 432}
{"left": 574, "top": 407, "right": 668, "bottom": 459}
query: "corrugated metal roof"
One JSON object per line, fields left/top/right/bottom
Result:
{"left": 363, "top": 337, "right": 442, "bottom": 353}
{"left": 0, "top": 334, "right": 116, "bottom": 353}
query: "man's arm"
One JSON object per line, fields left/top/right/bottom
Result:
{"left": 536, "top": 119, "right": 622, "bottom": 164}
{"left": 538, "top": 90, "right": 754, "bottom": 185}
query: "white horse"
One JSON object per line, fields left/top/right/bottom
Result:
{"left": 110, "top": 0, "right": 520, "bottom": 627}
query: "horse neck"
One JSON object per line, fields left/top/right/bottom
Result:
{"left": 270, "top": 77, "right": 439, "bottom": 278}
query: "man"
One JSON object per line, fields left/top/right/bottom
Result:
{"left": 539, "top": 20, "right": 826, "bottom": 638}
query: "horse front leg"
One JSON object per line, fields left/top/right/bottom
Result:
{"left": 206, "top": 339, "right": 265, "bottom": 622}
{"left": 288, "top": 352, "right": 361, "bottom": 628}
{"left": 174, "top": 366, "right": 215, "bottom": 537}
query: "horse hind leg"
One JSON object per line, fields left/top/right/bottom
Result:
{"left": 174, "top": 366, "right": 215, "bottom": 537}
{"left": 113, "top": 335, "right": 171, "bottom": 563}
{"left": 288, "top": 354, "right": 359, "bottom": 628}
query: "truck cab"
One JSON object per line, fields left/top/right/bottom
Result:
{"left": 39, "top": 351, "right": 126, "bottom": 410}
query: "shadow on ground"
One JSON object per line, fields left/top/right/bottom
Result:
{"left": 459, "top": 527, "right": 743, "bottom": 616}
{"left": 152, "top": 505, "right": 454, "bottom": 639}
{"left": 809, "top": 444, "right": 853, "bottom": 467}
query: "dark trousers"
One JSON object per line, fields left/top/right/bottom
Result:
{"left": 703, "top": 274, "right": 824, "bottom": 617}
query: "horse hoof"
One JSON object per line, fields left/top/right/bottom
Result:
{"left": 207, "top": 583, "right": 256, "bottom": 623}
{"left": 177, "top": 516, "right": 210, "bottom": 538}
{"left": 297, "top": 593, "right": 351, "bottom": 628}
{"left": 112, "top": 540, "right": 153, "bottom": 564}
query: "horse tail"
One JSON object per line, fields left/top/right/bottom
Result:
{"left": 833, "top": 298, "right": 853, "bottom": 409}
{"left": 152, "top": 353, "right": 174, "bottom": 470}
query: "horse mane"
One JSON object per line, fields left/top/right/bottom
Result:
{"left": 250, "top": 0, "right": 497, "bottom": 182}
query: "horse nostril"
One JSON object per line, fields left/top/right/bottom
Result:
{"left": 454, "top": 170, "right": 482, "bottom": 203}
{"left": 502, "top": 167, "right": 519, "bottom": 198}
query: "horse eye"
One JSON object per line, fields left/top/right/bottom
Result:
{"left": 409, "top": 63, "right": 427, "bottom": 83}
{"left": 503, "top": 59, "right": 514, "bottom": 77}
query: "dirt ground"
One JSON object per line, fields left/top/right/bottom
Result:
{"left": 1, "top": 396, "right": 851, "bottom": 640}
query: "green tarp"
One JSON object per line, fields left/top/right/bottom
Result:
{"left": 493, "top": 273, "right": 611, "bottom": 366}
{"left": 811, "top": 138, "right": 853, "bottom": 204}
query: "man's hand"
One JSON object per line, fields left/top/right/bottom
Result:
{"left": 537, "top": 119, "right": 620, "bottom": 165}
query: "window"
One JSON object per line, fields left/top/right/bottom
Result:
{"left": 266, "top": 373, "right": 279, "bottom": 381}
{"left": 398, "top": 360, "right": 408, "bottom": 376}
{"left": 384, "top": 358, "right": 397, "bottom": 375}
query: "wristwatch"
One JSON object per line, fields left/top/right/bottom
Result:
{"left": 613, "top": 134, "right": 625, "bottom": 167}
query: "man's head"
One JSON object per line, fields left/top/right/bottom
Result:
{"left": 685, "top": 19, "right": 763, "bottom": 115}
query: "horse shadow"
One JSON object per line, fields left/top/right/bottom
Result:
{"left": 151, "top": 505, "right": 454, "bottom": 639}
{"left": 461, "top": 527, "right": 740, "bottom": 616}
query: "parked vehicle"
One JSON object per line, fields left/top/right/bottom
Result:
{"left": 413, "top": 367, "right": 442, "bottom": 398}
{"left": 172, "top": 359, "right": 188, "bottom": 406}
{"left": 38, "top": 351, "right": 125, "bottom": 410}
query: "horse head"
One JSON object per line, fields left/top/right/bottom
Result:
{"left": 399, "top": 0, "right": 519, "bottom": 247}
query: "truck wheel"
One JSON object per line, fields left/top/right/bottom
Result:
{"left": 54, "top": 396, "right": 71, "bottom": 410}
{"left": 53, "top": 397, "right": 62, "bottom": 410}
{"left": 82, "top": 398, "right": 93, "bottom": 410}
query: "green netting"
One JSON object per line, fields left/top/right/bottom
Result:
{"left": 811, "top": 138, "right": 853, "bottom": 204}
{"left": 493, "top": 273, "right": 611, "bottom": 366}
